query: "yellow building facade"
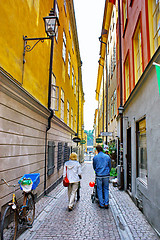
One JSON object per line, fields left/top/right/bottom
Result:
{"left": 0, "top": 0, "right": 84, "bottom": 214}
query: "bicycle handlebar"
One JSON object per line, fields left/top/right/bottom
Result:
{"left": 1, "top": 178, "right": 19, "bottom": 188}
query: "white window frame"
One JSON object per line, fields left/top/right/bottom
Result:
{"left": 74, "top": 77, "right": 76, "bottom": 94}
{"left": 72, "top": 66, "right": 74, "bottom": 88}
{"left": 71, "top": 108, "right": 73, "bottom": 129}
{"left": 61, "top": 88, "right": 64, "bottom": 121}
{"left": 67, "top": 100, "right": 70, "bottom": 126}
{"left": 62, "top": 31, "right": 66, "bottom": 62}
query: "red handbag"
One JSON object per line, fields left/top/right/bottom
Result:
{"left": 63, "top": 166, "right": 69, "bottom": 187}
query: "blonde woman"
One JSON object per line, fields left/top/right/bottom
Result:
{"left": 63, "top": 152, "right": 82, "bottom": 211}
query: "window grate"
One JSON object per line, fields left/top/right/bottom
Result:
{"left": 63, "top": 143, "right": 68, "bottom": 165}
{"left": 57, "top": 142, "right": 63, "bottom": 170}
{"left": 48, "top": 141, "right": 55, "bottom": 176}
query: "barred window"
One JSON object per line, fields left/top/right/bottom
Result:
{"left": 63, "top": 143, "right": 68, "bottom": 164}
{"left": 57, "top": 142, "right": 63, "bottom": 170}
{"left": 48, "top": 141, "right": 55, "bottom": 176}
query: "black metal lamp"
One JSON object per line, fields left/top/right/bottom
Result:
{"left": 23, "top": 8, "right": 60, "bottom": 64}
{"left": 43, "top": 9, "right": 59, "bottom": 37}
{"left": 118, "top": 106, "right": 124, "bottom": 115}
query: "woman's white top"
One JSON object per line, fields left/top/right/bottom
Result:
{"left": 63, "top": 160, "right": 82, "bottom": 183}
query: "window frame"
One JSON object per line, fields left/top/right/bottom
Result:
{"left": 62, "top": 31, "right": 66, "bottom": 63}
{"left": 136, "top": 118, "right": 148, "bottom": 185}
{"left": 61, "top": 88, "right": 64, "bottom": 121}
{"left": 47, "top": 141, "right": 55, "bottom": 176}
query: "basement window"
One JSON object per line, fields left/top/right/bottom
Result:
{"left": 57, "top": 142, "right": 63, "bottom": 170}
{"left": 48, "top": 141, "right": 55, "bottom": 176}
{"left": 136, "top": 118, "right": 148, "bottom": 184}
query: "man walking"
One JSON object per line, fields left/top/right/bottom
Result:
{"left": 93, "top": 145, "right": 111, "bottom": 208}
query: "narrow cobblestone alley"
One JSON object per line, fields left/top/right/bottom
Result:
{"left": 18, "top": 162, "right": 159, "bottom": 240}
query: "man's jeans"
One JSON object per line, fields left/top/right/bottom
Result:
{"left": 96, "top": 176, "right": 109, "bottom": 206}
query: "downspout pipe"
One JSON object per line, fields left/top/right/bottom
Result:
{"left": 118, "top": 0, "right": 124, "bottom": 189}
{"left": 44, "top": 35, "right": 54, "bottom": 195}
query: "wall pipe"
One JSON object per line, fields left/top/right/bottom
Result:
{"left": 44, "top": 0, "right": 56, "bottom": 195}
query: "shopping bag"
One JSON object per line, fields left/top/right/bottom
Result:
{"left": 63, "top": 166, "right": 69, "bottom": 187}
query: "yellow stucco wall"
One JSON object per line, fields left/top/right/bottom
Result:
{"left": 0, "top": 0, "right": 84, "bottom": 132}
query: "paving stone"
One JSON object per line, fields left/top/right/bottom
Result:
{"left": 17, "top": 162, "right": 160, "bottom": 240}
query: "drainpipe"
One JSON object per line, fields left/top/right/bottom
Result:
{"left": 44, "top": 0, "right": 55, "bottom": 194}
{"left": 105, "top": 45, "right": 108, "bottom": 145}
{"left": 118, "top": 0, "right": 124, "bottom": 189}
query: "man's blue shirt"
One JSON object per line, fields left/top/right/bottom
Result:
{"left": 93, "top": 152, "right": 111, "bottom": 176}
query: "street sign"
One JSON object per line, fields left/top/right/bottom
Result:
{"left": 72, "top": 137, "right": 81, "bottom": 143}
{"left": 100, "top": 132, "right": 113, "bottom": 137}
{"left": 80, "top": 140, "right": 86, "bottom": 144}
{"left": 96, "top": 138, "right": 103, "bottom": 143}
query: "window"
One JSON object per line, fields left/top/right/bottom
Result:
{"left": 69, "top": 21, "right": 71, "bottom": 37}
{"left": 125, "top": 55, "right": 130, "bottom": 100}
{"left": 63, "top": 143, "right": 68, "bottom": 165}
{"left": 111, "top": 96, "right": 114, "bottom": 118}
{"left": 137, "top": 118, "right": 147, "bottom": 184}
{"left": 68, "top": 52, "right": 71, "bottom": 77}
{"left": 111, "top": 55, "right": 113, "bottom": 77}
{"left": 153, "top": 0, "right": 160, "bottom": 51}
{"left": 64, "top": 0, "right": 67, "bottom": 14}
{"left": 75, "top": 114, "right": 76, "bottom": 132}
{"left": 113, "top": 89, "right": 116, "bottom": 116}
{"left": 61, "top": 88, "right": 64, "bottom": 121}
{"left": 74, "top": 77, "right": 76, "bottom": 94}
{"left": 62, "top": 31, "right": 66, "bottom": 62}
{"left": 71, "top": 108, "right": 73, "bottom": 129}
{"left": 67, "top": 100, "right": 70, "bottom": 126}
{"left": 72, "top": 40, "right": 74, "bottom": 53}
{"left": 133, "top": 20, "right": 142, "bottom": 84}
{"left": 48, "top": 141, "right": 55, "bottom": 176}
{"left": 55, "top": 3, "right": 59, "bottom": 42}
{"left": 72, "top": 67, "right": 74, "bottom": 88}
{"left": 51, "top": 73, "right": 59, "bottom": 111}
{"left": 57, "top": 142, "right": 63, "bottom": 170}
{"left": 113, "top": 43, "right": 116, "bottom": 69}
{"left": 123, "top": 0, "right": 128, "bottom": 31}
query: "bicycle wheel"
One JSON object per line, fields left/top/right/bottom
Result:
{"left": 1, "top": 205, "right": 18, "bottom": 240}
{"left": 23, "top": 193, "right": 35, "bottom": 226}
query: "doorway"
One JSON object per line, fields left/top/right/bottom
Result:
{"left": 127, "top": 127, "right": 131, "bottom": 192}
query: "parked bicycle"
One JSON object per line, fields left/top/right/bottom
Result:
{"left": 1, "top": 173, "right": 40, "bottom": 240}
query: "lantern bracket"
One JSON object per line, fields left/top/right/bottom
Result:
{"left": 23, "top": 35, "right": 50, "bottom": 64}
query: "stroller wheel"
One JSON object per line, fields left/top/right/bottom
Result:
{"left": 91, "top": 194, "right": 95, "bottom": 203}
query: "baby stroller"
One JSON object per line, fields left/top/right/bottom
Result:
{"left": 90, "top": 175, "right": 114, "bottom": 204}
{"left": 90, "top": 178, "right": 98, "bottom": 203}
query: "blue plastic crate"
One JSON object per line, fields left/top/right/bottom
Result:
{"left": 19, "top": 173, "right": 40, "bottom": 191}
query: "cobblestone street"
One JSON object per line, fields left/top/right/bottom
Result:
{"left": 18, "top": 162, "right": 159, "bottom": 240}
